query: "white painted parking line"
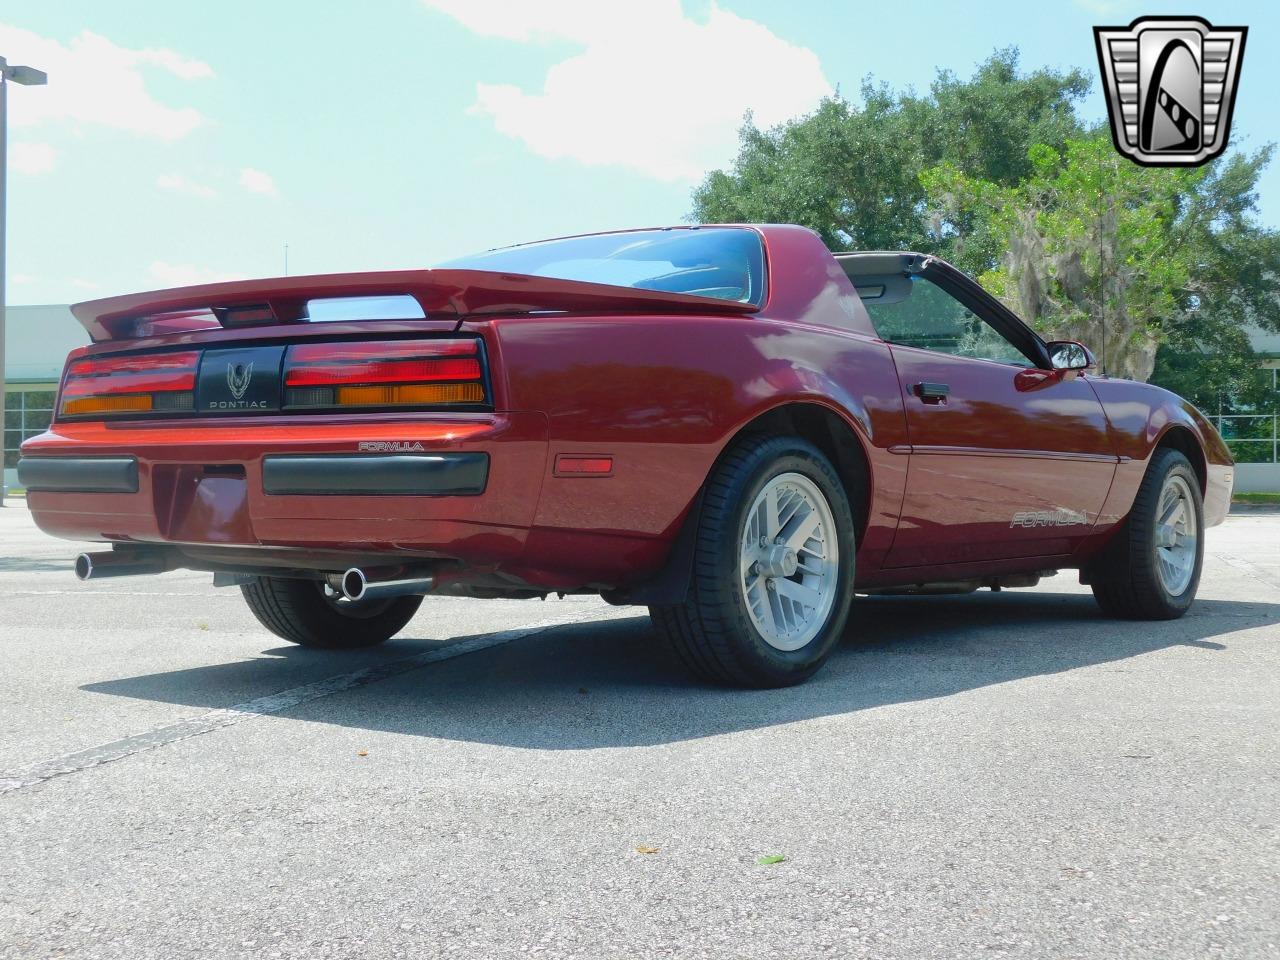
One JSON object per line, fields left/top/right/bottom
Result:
{"left": 0, "top": 610, "right": 614, "bottom": 795}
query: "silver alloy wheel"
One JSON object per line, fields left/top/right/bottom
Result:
{"left": 739, "top": 472, "right": 840, "bottom": 652}
{"left": 1154, "top": 473, "right": 1198, "bottom": 596}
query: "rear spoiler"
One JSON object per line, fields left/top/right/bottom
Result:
{"left": 71, "top": 268, "right": 760, "bottom": 342}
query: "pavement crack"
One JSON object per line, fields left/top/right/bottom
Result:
{"left": 1214, "top": 552, "right": 1280, "bottom": 591}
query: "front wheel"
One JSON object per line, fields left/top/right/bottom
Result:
{"left": 1089, "top": 449, "right": 1204, "bottom": 620}
{"left": 240, "top": 576, "right": 423, "bottom": 648}
{"left": 650, "top": 435, "right": 856, "bottom": 688}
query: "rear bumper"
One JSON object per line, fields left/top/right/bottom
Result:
{"left": 20, "top": 415, "right": 541, "bottom": 564}
{"left": 17, "top": 457, "right": 139, "bottom": 494}
{"left": 260, "top": 453, "right": 488, "bottom": 496}
{"left": 18, "top": 413, "right": 671, "bottom": 589}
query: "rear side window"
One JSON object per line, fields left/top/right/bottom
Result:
{"left": 439, "top": 227, "right": 765, "bottom": 306}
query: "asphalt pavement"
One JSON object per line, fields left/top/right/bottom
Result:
{"left": 1, "top": 501, "right": 1278, "bottom": 959}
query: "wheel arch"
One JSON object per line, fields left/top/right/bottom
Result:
{"left": 1154, "top": 424, "right": 1208, "bottom": 494}
{"left": 718, "top": 400, "right": 872, "bottom": 545}
{"left": 607, "top": 399, "right": 872, "bottom": 606}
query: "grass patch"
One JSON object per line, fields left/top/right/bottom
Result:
{"left": 1233, "top": 492, "right": 1280, "bottom": 504}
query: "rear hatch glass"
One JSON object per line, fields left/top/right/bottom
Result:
{"left": 438, "top": 227, "right": 766, "bottom": 306}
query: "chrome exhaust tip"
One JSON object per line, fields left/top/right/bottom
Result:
{"left": 340, "top": 567, "right": 434, "bottom": 603}
{"left": 75, "top": 550, "right": 166, "bottom": 581}
{"left": 341, "top": 568, "right": 369, "bottom": 601}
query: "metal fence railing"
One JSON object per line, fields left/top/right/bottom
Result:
{"left": 1212, "top": 413, "right": 1280, "bottom": 464}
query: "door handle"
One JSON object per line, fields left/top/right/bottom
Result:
{"left": 913, "top": 381, "right": 950, "bottom": 404}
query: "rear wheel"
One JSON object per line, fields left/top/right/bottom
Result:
{"left": 240, "top": 576, "right": 423, "bottom": 648}
{"left": 1089, "top": 449, "right": 1204, "bottom": 620}
{"left": 650, "top": 435, "right": 855, "bottom": 688}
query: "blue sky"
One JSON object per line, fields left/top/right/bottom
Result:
{"left": 3, "top": 0, "right": 1276, "bottom": 305}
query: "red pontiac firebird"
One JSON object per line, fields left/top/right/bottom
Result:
{"left": 19, "top": 225, "right": 1233, "bottom": 687}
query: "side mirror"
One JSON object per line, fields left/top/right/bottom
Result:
{"left": 1046, "top": 340, "right": 1095, "bottom": 372}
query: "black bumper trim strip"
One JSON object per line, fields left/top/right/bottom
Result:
{"left": 16, "top": 457, "right": 140, "bottom": 494}
{"left": 262, "top": 453, "right": 489, "bottom": 496}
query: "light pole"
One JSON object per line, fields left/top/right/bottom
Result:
{"left": 0, "top": 56, "right": 47, "bottom": 506}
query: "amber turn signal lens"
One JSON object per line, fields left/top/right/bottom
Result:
{"left": 334, "top": 382, "right": 485, "bottom": 406}
{"left": 61, "top": 394, "right": 154, "bottom": 416}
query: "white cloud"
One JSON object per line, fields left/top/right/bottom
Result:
{"left": 157, "top": 173, "right": 217, "bottom": 199}
{"left": 11, "top": 273, "right": 38, "bottom": 285}
{"left": 148, "top": 261, "right": 242, "bottom": 287}
{"left": 71, "top": 278, "right": 101, "bottom": 291}
{"left": 238, "top": 167, "right": 278, "bottom": 197}
{"left": 0, "top": 23, "right": 212, "bottom": 140}
{"left": 420, "top": 0, "right": 831, "bottom": 181}
{"left": 11, "top": 142, "right": 57, "bottom": 175}
{"left": 133, "top": 47, "right": 215, "bottom": 81}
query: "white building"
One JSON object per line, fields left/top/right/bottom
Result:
{"left": 4, "top": 304, "right": 87, "bottom": 490}
{"left": 1234, "top": 326, "right": 1280, "bottom": 493}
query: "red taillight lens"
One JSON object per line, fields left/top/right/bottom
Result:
{"left": 287, "top": 340, "right": 479, "bottom": 362}
{"left": 282, "top": 339, "right": 487, "bottom": 409}
{"left": 285, "top": 358, "right": 480, "bottom": 387}
{"left": 60, "top": 351, "right": 199, "bottom": 418}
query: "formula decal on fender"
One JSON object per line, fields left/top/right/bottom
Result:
{"left": 1010, "top": 508, "right": 1089, "bottom": 529}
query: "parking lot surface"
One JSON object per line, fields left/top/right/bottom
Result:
{"left": 1, "top": 501, "right": 1278, "bottom": 959}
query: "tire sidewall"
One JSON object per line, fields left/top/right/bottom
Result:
{"left": 1142, "top": 454, "right": 1204, "bottom": 616}
{"left": 712, "top": 439, "right": 856, "bottom": 683}
{"left": 242, "top": 576, "right": 423, "bottom": 648}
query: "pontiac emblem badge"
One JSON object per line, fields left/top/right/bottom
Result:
{"left": 1094, "top": 16, "right": 1246, "bottom": 167}
{"left": 226, "top": 361, "right": 254, "bottom": 400}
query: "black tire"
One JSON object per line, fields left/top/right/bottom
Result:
{"left": 1089, "top": 449, "right": 1204, "bottom": 620}
{"left": 240, "top": 576, "right": 423, "bottom": 648}
{"left": 650, "top": 435, "right": 856, "bottom": 688}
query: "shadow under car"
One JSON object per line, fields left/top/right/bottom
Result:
{"left": 80, "top": 591, "right": 1275, "bottom": 750}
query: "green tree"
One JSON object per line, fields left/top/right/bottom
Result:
{"left": 691, "top": 48, "right": 1280, "bottom": 403}
{"left": 953, "top": 138, "right": 1201, "bottom": 381}
{"left": 929, "top": 139, "right": 1279, "bottom": 385}
{"left": 1152, "top": 148, "right": 1280, "bottom": 410}
{"left": 690, "top": 49, "right": 1091, "bottom": 264}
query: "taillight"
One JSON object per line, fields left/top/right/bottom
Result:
{"left": 60, "top": 351, "right": 199, "bottom": 418}
{"left": 283, "top": 339, "right": 487, "bottom": 409}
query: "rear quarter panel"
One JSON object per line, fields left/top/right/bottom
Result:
{"left": 471, "top": 313, "right": 910, "bottom": 573}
